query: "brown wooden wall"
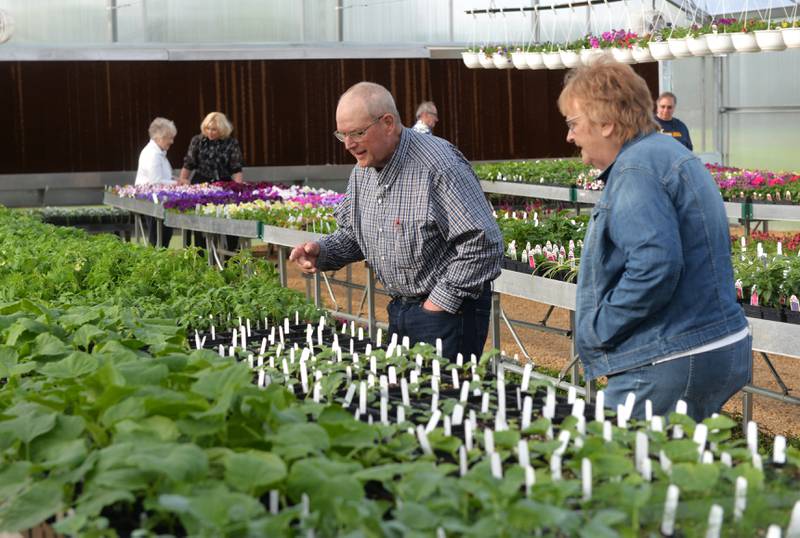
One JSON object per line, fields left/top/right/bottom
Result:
{"left": 0, "top": 59, "right": 658, "bottom": 174}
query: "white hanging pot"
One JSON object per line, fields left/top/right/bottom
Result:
{"left": 648, "top": 41, "right": 674, "bottom": 60}
{"left": 783, "top": 27, "right": 800, "bottom": 48}
{"left": 611, "top": 47, "right": 636, "bottom": 63}
{"left": 493, "top": 53, "right": 513, "bottom": 69}
{"left": 687, "top": 35, "right": 711, "bottom": 56}
{"left": 560, "top": 50, "right": 582, "bottom": 68}
{"left": 525, "top": 51, "right": 545, "bottom": 69}
{"left": 511, "top": 51, "right": 530, "bottom": 69}
{"left": 667, "top": 38, "right": 693, "bottom": 58}
{"left": 461, "top": 51, "right": 480, "bottom": 69}
{"left": 731, "top": 32, "right": 760, "bottom": 52}
{"left": 580, "top": 48, "right": 605, "bottom": 65}
{"left": 706, "top": 33, "right": 736, "bottom": 54}
{"left": 542, "top": 51, "right": 565, "bottom": 70}
{"left": 631, "top": 45, "right": 654, "bottom": 62}
{"left": 478, "top": 52, "right": 496, "bottom": 68}
{"left": 754, "top": 29, "right": 786, "bottom": 51}
{"left": 0, "top": 9, "right": 14, "bottom": 44}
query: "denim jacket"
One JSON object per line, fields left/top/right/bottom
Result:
{"left": 575, "top": 131, "right": 747, "bottom": 380}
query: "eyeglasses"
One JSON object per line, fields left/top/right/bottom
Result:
{"left": 333, "top": 115, "right": 384, "bottom": 143}
{"left": 565, "top": 114, "right": 583, "bottom": 133}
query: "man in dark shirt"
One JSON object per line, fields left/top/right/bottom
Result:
{"left": 655, "top": 92, "right": 693, "bottom": 151}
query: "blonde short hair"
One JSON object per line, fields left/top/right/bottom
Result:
{"left": 201, "top": 112, "right": 234, "bottom": 139}
{"left": 558, "top": 59, "right": 657, "bottom": 144}
{"left": 148, "top": 117, "right": 176, "bottom": 140}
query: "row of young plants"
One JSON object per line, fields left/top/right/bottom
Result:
{"left": 498, "top": 210, "right": 800, "bottom": 322}
{"left": 0, "top": 209, "right": 315, "bottom": 329}
{"left": 496, "top": 209, "right": 587, "bottom": 282}
{"left": 3, "top": 297, "right": 800, "bottom": 536}
{"left": 25, "top": 207, "right": 132, "bottom": 227}
{"left": 473, "top": 159, "right": 603, "bottom": 190}
{"left": 477, "top": 159, "right": 800, "bottom": 204}
{"left": 113, "top": 182, "right": 344, "bottom": 233}
{"left": 3, "top": 208, "right": 800, "bottom": 534}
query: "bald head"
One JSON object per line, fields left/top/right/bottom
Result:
{"left": 338, "top": 82, "right": 401, "bottom": 123}
{"left": 335, "top": 82, "right": 404, "bottom": 169}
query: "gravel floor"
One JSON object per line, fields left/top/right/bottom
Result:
{"left": 281, "top": 260, "right": 800, "bottom": 439}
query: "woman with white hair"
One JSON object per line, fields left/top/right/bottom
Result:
{"left": 135, "top": 117, "right": 177, "bottom": 247}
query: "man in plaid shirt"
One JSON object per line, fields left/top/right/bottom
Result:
{"left": 290, "top": 82, "right": 503, "bottom": 360}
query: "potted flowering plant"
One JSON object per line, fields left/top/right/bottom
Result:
{"left": 510, "top": 45, "right": 530, "bottom": 69}
{"left": 560, "top": 37, "right": 587, "bottom": 67}
{"left": 632, "top": 33, "right": 655, "bottom": 62}
{"left": 461, "top": 45, "right": 481, "bottom": 69}
{"left": 541, "top": 41, "right": 565, "bottom": 70}
{"left": 706, "top": 17, "right": 737, "bottom": 54}
{"left": 666, "top": 25, "right": 694, "bottom": 57}
{"left": 686, "top": 23, "right": 713, "bottom": 56}
{"left": 580, "top": 33, "right": 607, "bottom": 64}
{"left": 607, "top": 29, "right": 639, "bottom": 63}
{"left": 524, "top": 42, "right": 547, "bottom": 69}
{"left": 749, "top": 19, "right": 788, "bottom": 50}
{"left": 726, "top": 18, "right": 761, "bottom": 52}
{"left": 491, "top": 45, "right": 513, "bottom": 68}
{"left": 647, "top": 27, "right": 675, "bottom": 60}
{"left": 778, "top": 19, "right": 800, "bottom": 48}
{"left": 477, "top": 46, "right": 496, "bottom": 68}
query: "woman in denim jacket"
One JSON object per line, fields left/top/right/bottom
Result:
{"left": 559, "top": 60, "right": 751, "bottom": 421}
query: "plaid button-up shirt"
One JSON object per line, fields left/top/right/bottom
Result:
{"left": 317, "top": 128, "right": 503, "bottom": 313}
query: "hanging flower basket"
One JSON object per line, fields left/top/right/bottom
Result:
{"left": 525, "top": 51, "right": 545, "bottom": 69}
{"left": 461, "top": 51, "right": 480, "bottom": 69}
{"left": 731, "top": 32, "right": 760, "bottom": 52}
{"left": 647, "top": 41, "right": 674, "bottom": 60}
{"left": 667, "top": 38, "right": 693, "bottom": 58}
{"left": 511, "top": 49, "right": 530, "bottom": 69}
{"left": 580, "top": 48, "right": 605, "bottom": 65}
{"left": 493, "top": 53, "right": 513, "bottom": 69}
{"left": 542, "top": 51, "right": 565, "bottom": 70}
{"left": 753, "top": 29, "right": 786, "bottom": 51}
{"left": 706, "top": 33, "right": 736, "bottom": 54}
{"left": 631, "top": 45, "right": 654, "bottom": 62}
{"left": 560, "top": 50, "right": 582, "bottom": 68}
{"left": 478, "top": 52, "right": 496, "bottom": 68}
{"left": 687, "top": 35, "right": 711, "bottom": 56}
{"left": 783, "top": 27, "right": 800, "bottom": 48}
{"left": 611, "top": 47, "right": 635, "bottom": 63}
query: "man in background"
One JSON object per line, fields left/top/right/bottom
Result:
{"left": 655, "top": 92, "right": 693, "bottom": 151}
{"left": 412, "top": 101, "right": 438, "bottom": 134}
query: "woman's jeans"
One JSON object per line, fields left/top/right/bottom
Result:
{"left": 386, "top": 283, "right": 492, "bottom": 360}
{"left": 604, "top": 334, "right": 752, "bottom": 422}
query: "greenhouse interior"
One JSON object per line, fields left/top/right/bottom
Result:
{"left": 1, "top": 0, "right": 800, "bottom": 536}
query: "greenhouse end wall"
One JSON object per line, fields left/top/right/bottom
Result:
{"left": 0, "top": 57, "right": 658, "bottom": 174}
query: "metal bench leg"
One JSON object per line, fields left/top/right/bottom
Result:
{"left": 758, "top": 351, "right": 791, "bottom": 396}
{"left": 277, "top": 246, "right": 288, "bottom": 287}
{"left": 500, "top": 306, "right": 532, "bottom": 362}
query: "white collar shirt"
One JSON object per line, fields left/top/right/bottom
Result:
{"left": 135, "top": 139, "right": 175, "bottom": 185}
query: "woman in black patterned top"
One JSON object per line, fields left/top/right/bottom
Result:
{"left": 179, "top": 112, "right": 244, "bottom": 184}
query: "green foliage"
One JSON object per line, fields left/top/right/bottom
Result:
{"left": 473, "top": 159, "right": 595, "bottom": 187}
{"left": 0, "top": 208, "right": 316, "bottom": 328}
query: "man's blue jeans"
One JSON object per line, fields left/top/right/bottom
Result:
{"left": 603, "top": 334, "right": 752, "bottom": 422}
{"left": 387, "top": 283, "right": 492, "bottom": 360}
